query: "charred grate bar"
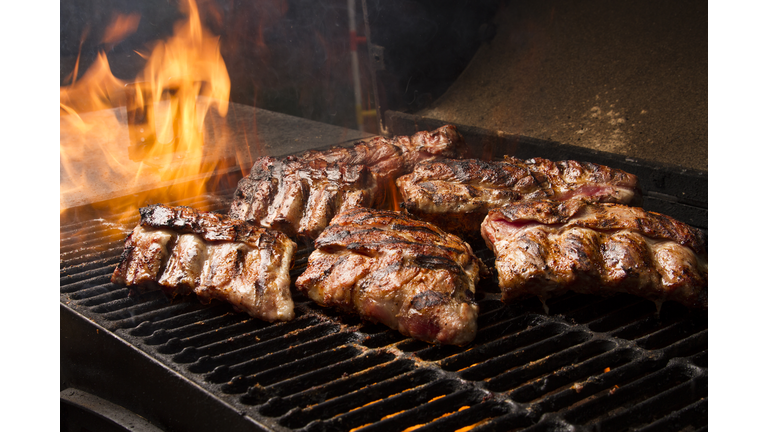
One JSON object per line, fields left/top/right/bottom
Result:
{"left": 61, "top": 190, "right": 707, "bottom": 432}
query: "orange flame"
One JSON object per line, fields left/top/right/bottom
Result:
{"left": 61, "top": 0, "right": 246, "bottom": 221}
{"left": 102, "top": 12, "right": 141, "bottom": 46}
{"left": 60, "top": 52, "right": 126, "bottom": 115}
{"left": 388, "top": 179, "right": 402, "bottom": 212}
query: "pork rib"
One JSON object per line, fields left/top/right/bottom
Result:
{"left": 397, "top": 156, "right": 640, "bottom": 238}
{"left": 295, "top": 207, "right": 484, "bottom": 345}
{"left": 480, "top": 199, "right": 707, "bottom": 309}
{"left": 111, "top": 204, "right": 297, "bottom": 322}
{"left": 230, "top": 125, "right": 467, "bottom": 239}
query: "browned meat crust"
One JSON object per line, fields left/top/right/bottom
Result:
{"left": 397, "top": 157, "right": 640, "bottom": 238}
{"left": 295, "top": 207, "right": 484, "bottom": 345}
{"left": 480, "top": 199, "right": 707, "bottom": 309}
{"left": 230, "top": 125, "right": 467, "bottom": 239}
{"left": 229, "top": 157, "right": 379, "bottom": 239}
{"left": 111, "top": 204, "right": 297, "bottom": 322}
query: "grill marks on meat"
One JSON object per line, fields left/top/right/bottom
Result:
{"left": 480, "top": 200, "right": 707, "bottom": 309}
{"left": 230, "top": 157, "right": 377, "bottom": 239}
{"left": 111, "top": 204, "right": 297, "bottom": 322}
{"left": 295, "top": 207, "right": 484, "bottom": 345}
{"left": 397, "top": 157, "right": 640, "bottom": 238}
{"left": 230, "top": 125, "right": 467, "bottom": 239}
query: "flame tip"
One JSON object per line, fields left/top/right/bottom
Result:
{"left": 61, "top": 0, "right": 233, "bottom": 213}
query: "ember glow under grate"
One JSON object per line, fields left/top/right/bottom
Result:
{"left": 61, "top": 190, "right": 707, "bottom": 432}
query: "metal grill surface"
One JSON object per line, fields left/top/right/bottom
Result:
{"left": 60, "top": 192, "right": 707, "bottom": 432}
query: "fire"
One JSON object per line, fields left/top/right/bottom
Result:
{"left": 388, "top": 179, "right": 402, "bottom": 212}
{"left": 101, "top": 13, "right": 141, "bottom": 46}
{"left": 61, "top": 0, "right": 245, "bottom": 220}
{"left": 60, "top": 52, "right": 126, "bottom": 115}
{"left": 132, "top": 0, "right": 231, "bottom": 183}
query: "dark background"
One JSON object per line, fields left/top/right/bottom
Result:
{"left": 61, "top": 0, "right": 707, "bottom": 171}
{"left": 60, "top": 0, "right": 377, "bottom": 132}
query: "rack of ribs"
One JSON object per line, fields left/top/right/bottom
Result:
{"left": 397, "top": 156, "right": 640, "bottom": 239}
{"left": 229, "top": 125, "right": 468, "bottom": 239}
{"left": 295, "top": 207, "right": 485, "bottom": 345}
{"left": 111, "top": 204, "right": 297, "bottom": 322}
{"left": 480, "top": 199, "right": 707, "bottom": 309}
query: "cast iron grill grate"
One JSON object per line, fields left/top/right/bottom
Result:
{"left": 60, "top": 191, "right": 707, "bottom": 432}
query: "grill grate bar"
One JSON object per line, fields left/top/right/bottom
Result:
{"left": 508, "top": 347, "right": 638, "bottom": 410}
{"left": 143, "top": 310, "right": 261, "bottom": 347}
{"left": 203, "top": 325, "right": 359, "bottom": 383}
{"left": 587, "top": 298, "right": 658, "bottom": 333}
{"left": 357, "top": 388, "right": 488, "bottom": 432}
{"left": 422, "top": 314, "right": 546, "bottom": 366}
{"left": 60, "top": 186, "right": 707, "bottom": 432}
{"left": 191, "top": 317, "right": 335, "bottom": 374}
{"left": 413, "top": 399, "right": 513, "bottom": 432}
{"left": 222, "top": 345, "right": 363, "bottom": 394}
{"left": 257, "top": 349, "right": 399, "bottom": 405}
{"left": 60, "top": 218, "right": 126, "bottom": 237}
{"left": 484, "top": 339, "right": 619, "bottom": 396}
{"left": 74, "top": 287, "right": 134, "bottom": 307}
{"left": 606, "top": 305, "right": 702, "bottom": 342}
{"left": 441, "top": 322, "right": 574, "bottom": 375}
{"left": 687, "top": 349, "right": 707, "bottom": 369}
{"left": 634, "top": 395, "right": 707, "bottom": 431}
{"left": 521, "top": 354, "right": 663, "bottom": 418}
{"left": 59, "top": 233, "right": 127, "bottom": 256}
{"left": 461, "top": 329, "right": 593, "bottom": 382}
{"left": 108, "top": 297, "right": 196, "bottom": 329}
{"left": 594, "top": 371, "right": 707, "bottom": 431}
{"left": 448, "top": 404, "right": 535, "bottom": 432}
{"left": 466, "top": 310, "right": 546, "bottom": 346}
{"left": 130, "top": 302, "right": 244, "bottom": 337}
{"left": 275, "top": 367, "right": 437, "bottom": 429}
{"left": 260, "top": 358, "right": 415, "bottom": 419}
{"left": 301, "top": 378, "right": 460, "bottom": 432}
{"left": 60, "top": 244, "right": 124, "bottom": 267}
{"left": 634, "top": 316, "right": 708, "bottom": 350}
{"left": 99, "top": 295, "right": 175, "bottom": 321}
{"left": 358, "top": 326, "right": 407, "bottom": 349}
{"left": 60, "top": 273, "right": 114, "bottom": 293}
{"left": 562, "top": 362, "right": 701, "bottom": 426}
{"left": 163, "top": 318, "right": 277, "bottom": 358}
{"left": 657, "top": 329, "right": 708, "bottom": 360}
{"left": 60, "top": 223, "right": 127, "bottom": 246}
{"left": 66, "top": 283, "right": 126, "bottom": 301}
{"left": 60, "top": 250, "right": 124, "bottom": 275}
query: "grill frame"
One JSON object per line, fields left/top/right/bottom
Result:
{"left": 61, "top": 172, "right": 707, "bottom": 432}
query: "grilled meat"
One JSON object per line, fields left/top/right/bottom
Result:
{"left": 230, "top": 125, "right": 467, "bottom": 239}
{"left": 480, "top": 199, "right": 707, "bottom": 309}
{"left": 229, "top": 157, "right": 379, "bottom": 239}
{"left": 397, "top": 157, "right": 640, "bottom": 238}
{"left": 295, "top": 207, "right": 484, "bottom": 345}
{"left": 111, "top": 204, "right": 297, "bottom": 322}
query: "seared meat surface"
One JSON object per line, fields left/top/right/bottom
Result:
{"left": 397, "top": 157, "right": 639, "bottom": 238}
{"left": 480, "top": 199, "right": 707, "bottom": 309}
{"left": 229, "top": 157, "right": 378, "bottom": 239}
{"left": 295, "top": 207, "right": 484, "bottom": 345}
{"left": 111, "top": 204, "right": 297, "bottom": 322}
{"left": 230, "top": 125, "right": 467, "bottom": 239}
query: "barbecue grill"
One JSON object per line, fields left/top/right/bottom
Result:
{"left": 60, "top": 109, "right": 707, "bottom": 432}
{"left": 60, "top": 1, "right": 707, "bottom": 431}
